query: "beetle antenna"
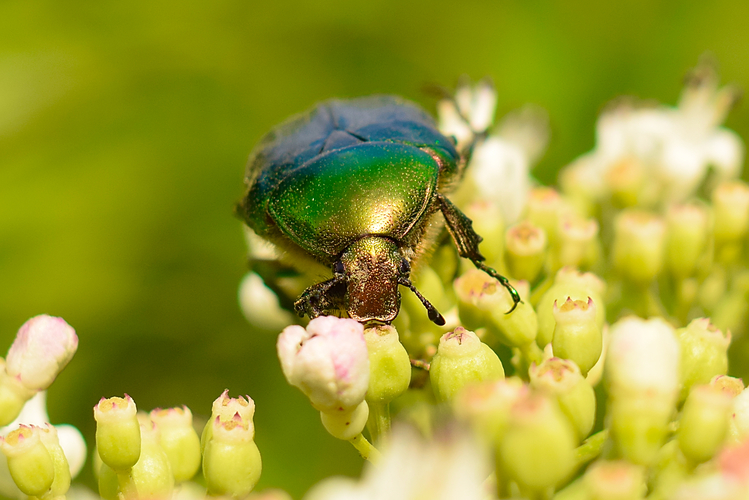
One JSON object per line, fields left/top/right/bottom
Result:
{"left": 398, "top": 277, "right": 445, "bottom": 326}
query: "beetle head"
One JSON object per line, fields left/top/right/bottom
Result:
{"left": 340, "top": 236, "right": 444, "bottom": 325}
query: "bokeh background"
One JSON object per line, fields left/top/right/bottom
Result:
{"left": 2, "top": 0, "right": 748, "bottom": 497}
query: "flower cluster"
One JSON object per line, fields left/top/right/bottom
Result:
{"left": 3, "top": 59, "right": 749, "bottom": 500}
{"left": 236, "top": 60, "right": 749, "bottom": 500}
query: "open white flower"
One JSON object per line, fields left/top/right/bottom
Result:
{"left": 305, "top": 424, "right": 492, "bottom": 500}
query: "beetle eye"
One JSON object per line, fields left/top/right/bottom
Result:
{"left": 398, "top": 259, "right": 411, "bottom": 275}
{"left": 333, "top": 261, "right": 345, "bottom": 274}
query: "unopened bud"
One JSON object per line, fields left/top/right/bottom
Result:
{"left": 612, "top": 209, "right": 665, "bottom": 284}
{"left": 430, "top": 327, "right": 504, "bottom": 402}
{"left": 530, "top": 358, "right": 596, "bottom": 441}
{"left": 0, "top": 425, "right": 55, "bottom": 496}
{"left": 678, "top": 385, "right": 732, "bottom": 464}
{"left": 665, "top": 203, "right": 709, "bottom": 278}
{"left": 505, "top": 221, "right": 547, "bottom": 282}
{"left": 677, "top": 318, "right": 730, "bottom": 401}
{"left": 712, "top": 180, "right": 749, "bottom": 243}
{"left": 94, "top": 395, "right": 141, "bottom": 471}
{"left": 150, "top": 406, "right": 201, "bottom": 482}
{"left": 551, "top": 297, "right": 602, "bottom": 376}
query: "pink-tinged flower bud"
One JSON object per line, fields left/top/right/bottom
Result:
{"left": 678, "top": 385, "right": 733, "bottom": 464}
{"left": 498, "top": 393, "right": 576, "bottom": 492}
{"left": 677, "top": 318, "right": 730, "bottom": 401}
{"left": 530, "top": 358, "right": 596, "bottom": 441}
{"left": 583, "top": 460, "right": 646, "bottom": 500}
{"left": 612, "top": 209, "right": 666, "bottom": 284}
{"left": 203, "top": 408, "right": 261, "bottom": 497}
{"left": 430, "top": 327, "right": 504, "bottom": 403}
{"left": 712, "top": 180, "right": 749, "bottom": 243}
{"left": 605, "top": 317, "right": 680, "bottom": 465}
{"left": 718, "top": 438, "right": 749, "bottom": 491}
{"left": 94, "top": 395, "right": 141, "bottom": 471}
{"left": 277, "top": 316, "right": 369, "bottom": 413}
{"left": 150, "top": 406, "right": 201, "bottom": 482}
{"left": 202, "top": 391, "right": 255, "bottom": 452}
{"left": 0, "top": 425, "right": 55, "bottom": 496}
{"left": 555, "top": 215, "right": 599, "bottom": 270}
{"left": 505, "top": 221, "right": 547, "bottom": 282}
{"left": 551, "top": 297, "right": 602, "bottom": 376}
{"left": 665, "top": 203, "right": 710, "bottom": 278}
{"left": 5, "top": 315, "right": 78, "bottom": 393}
{"left": 452, "top": 378, "right": 528, "bottom": 444}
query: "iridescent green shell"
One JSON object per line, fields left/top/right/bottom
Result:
{"left": 240, "top": 95, "right": 460, "bottom": 264}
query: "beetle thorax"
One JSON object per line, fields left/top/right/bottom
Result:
{"left": 340, "top": 236, "right": 401, "bottom": 324}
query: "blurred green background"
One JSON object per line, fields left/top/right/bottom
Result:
{"left": 1, "top": 0, "right": 748, "bottom": 497}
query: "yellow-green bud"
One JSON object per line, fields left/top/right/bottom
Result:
{"left": 150, "top": 406, "right": 201, "bottom": 482}
{"left": 125, "top": 420, "right": 174, "bottom": 498}
{"left": 551, "top": 297, "right": 602, "bottom": 376}
{"left": 203, "top": 412, "right": 262, "bottom": 497}
{"left": 363, "top": 325, "right": 411, "bottom": 405}
{"left": 665, "top": 203, "right": 709, "bottom": 278}
{"left": 529, "top": 358, "right": 596, "bottom": 441}
{"left": 0, "top": 362, "right": 34, "bottom": 427}
{"left": 612, "top": 209, "right": 665, "bottom": 284}
{"left": 605, "top": 157, "right": 646, "bottom": 208}
{"left": 497, "top": 393, "right": 576, "bottom": 491}
{"left": 94, "top": 395, "right": 141, "bottom": 472}
{"left": 0, "top": 425, "right": 55, "bottom": 496}
{"left": 400, "top": 266, "right": 448, "bottom": 347}
{"left": 711, "top": 375, "right": 744, "bottom": 397}
{"left": 555, "top": 215, "right": 599, "bottom": 270}
{"left": 430, "top": 327, "right": 504, "bottom": 402}
{"left": 452, "top": 378, "right": 528, "bottom": 443}
{"left": 320, "top": 401, "right": 369, "bottom": 440}
{"left": 38, "top": 423, "right": 71, "bottom": 499}
{"left": 677, "top": 318, "right": 730, "bottom": 401}
{"left": 526, "top": 187, "right": 568, "bottom": 246}
{"left": 536, "top": 268, "right": 606, "bottom": 349}
{"left": 454, "top": 270, "right": 537, "bottom": 348}
{"left": 505, "top": 221, "right": 547, "bottom": 282}
{"left": 677, "top": 385, "right": 732, "bottom": 464}
{"left": 583, "top": 459, "right": 645, "bottom": 500}
{"left": 712, "top": 180, "right": 749, "bottom": 243}
{"left": 727, "top": 387, "right": 749, "bottom": 444}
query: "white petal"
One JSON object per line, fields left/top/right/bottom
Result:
{"left": 238, "top": 272, "right": 295, "bottom": 331}
{"left": 704, "top": 128, "right": 744, "bottom": 180}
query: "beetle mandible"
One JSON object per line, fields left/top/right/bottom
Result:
{"left": 238, "top": 95, "right": 520, "bottom": 325}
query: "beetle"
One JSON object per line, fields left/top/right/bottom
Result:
{"left": 238, "top": 95, "right": 520, "bottom": 326}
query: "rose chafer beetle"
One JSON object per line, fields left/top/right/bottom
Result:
{"left": 238, "top": 95, "right": 520, "bottom": 325}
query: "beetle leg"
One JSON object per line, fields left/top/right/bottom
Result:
{"left": 294, "top": 276, "right": 346, "bottom": 319}
{"left": 437, "top": 194, "right": 521, "bottom": 313}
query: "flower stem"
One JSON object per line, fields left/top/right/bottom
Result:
{"left": 349, "top": 433, "right": 382, "bottom": 464}
{"left": 366, "top": 401, "right": 391, "bottom": 444}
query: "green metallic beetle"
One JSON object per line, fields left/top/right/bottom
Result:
{"left": 238, "top": 95, "right": 520, "bottom": 325}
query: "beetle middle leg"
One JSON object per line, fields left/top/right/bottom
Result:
{"left": 294, "top": 276, "right": 346, "bottom": 319}
{"left": 437, "top": 193, "right": 521, "bottom": 313}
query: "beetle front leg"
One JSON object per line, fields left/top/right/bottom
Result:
{"left": 437, "top": 193, "right": 521, "bottom": 313}
{"left": 294, "top": 276, "right": 346, "bottom": 319}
